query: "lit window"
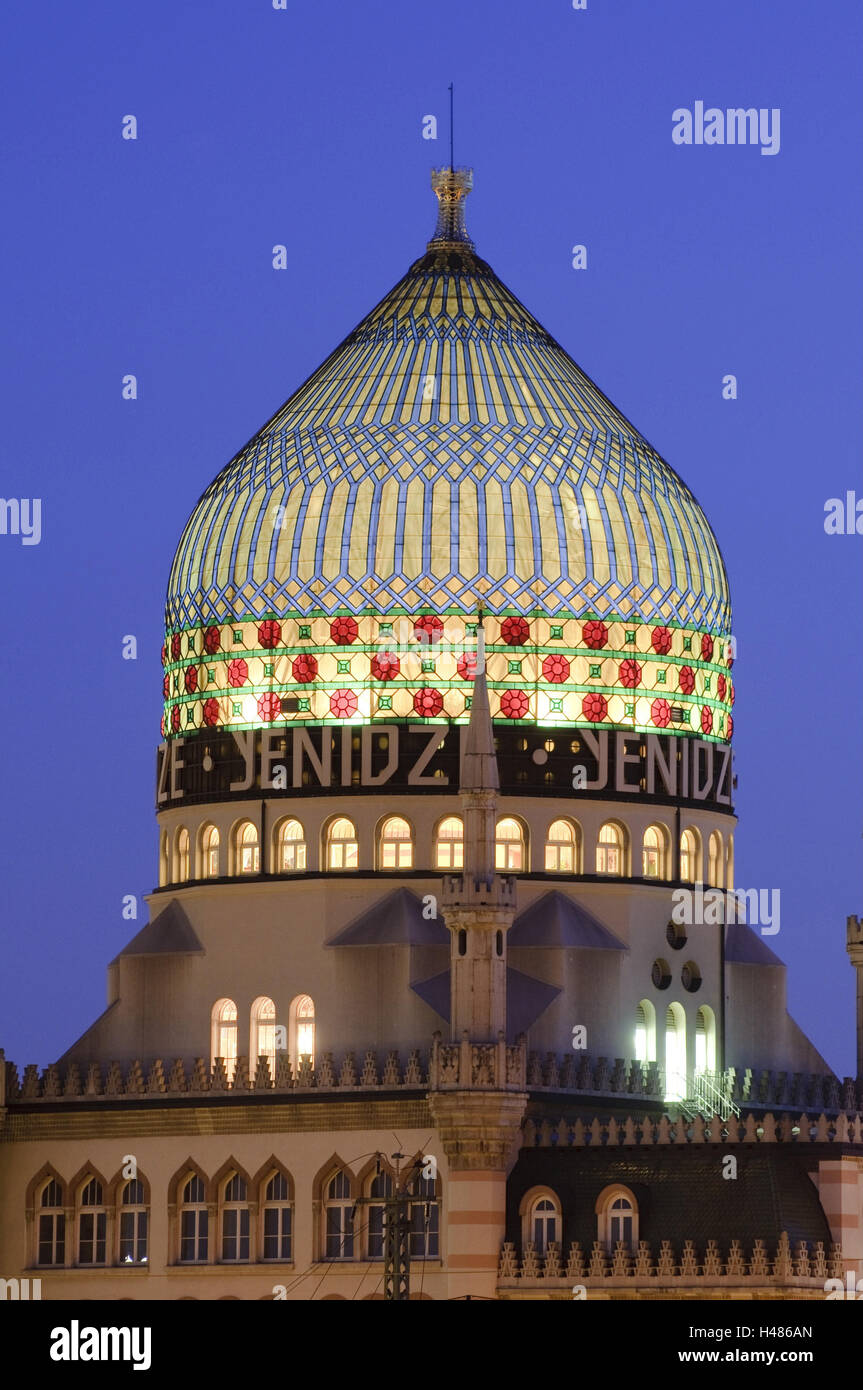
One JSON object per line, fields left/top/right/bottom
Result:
{"left": 212, "top": 998, "right": 238, "bottom": 1083}
{"left": 596, "top": 822, "right": 623, "bottom": 875}
{"left": 708, "top": 831, "right": 724, "bottom": 888}
{"left": 597, "top": 1186, "right": 639, "bottom": 1254}
{"left": 695, "top": 1006, "right": 716, "bottom": 1075}
{"left": 634, "top": 999, "right": 656, "bottom": 1063}
{"left": 545, "top": 819, "right": 576, "bottom": 873}
{"left": 367, "top": 1170, "right": 395, "bottom": 1259}
{"left": 495, "top": 817, "right": 524, "bottom": 871}
{"left": 664, "top": 1003, "right": 687, "bottom": 1101}
{"left": 435, "top": 816, "right": 464, "bottom": 870}
{"left": 221, "top": 1174, "right": 250, "bottom": 1262}
{"left": 202, "top": 825, "right": 220, "bottom": 878}
{"left": 380, "top": 816, "right": 413, "bottom": 870}
{"left": 262, "top": 1172, "right": 293, "bottom": 1262}
{"left": 680, "top": 828, "right": 698, "bottom": 883}
{"left": 176, "top": 827, "right": 190, "bottom": 882}
{"left": 608, "top": 1196, "right": 634, "bottom": 1250}
{"left": 236, "top": 821, "right": 260, "bottom": 874}
{"left": 119, "top": 1179, "right": 148, "bottom": 1265}
{"left": 78, "top": 1178, "right": 106, "bottom": 1266}
{"left": 38, "top": 1180, "right": 65, "bottom": 1267}
{"left": 278, "top": 818, "right": 306, "bottom": 872}
{"left": 324, "top": 1172, "right": 354, "bottom": 1259}
{"left": 251, "top": 996, "right": 277, "bottom": 1073}
{"left": 327, "top": 817, "right": 358, "bottom": 870}
{"left": 290, "top": 994, "right": 315, "bottom": 1068}
{"left": 530, "top": 1196, "right": 560, "bottom": 1255}
{"left": 179, "top": 1174, "right": 208, "bottom": 1263}
{"left": 642, "top": 825, "right": 666, "bottom": 878}
{"left": 159, "top": 831, "right": 170, "bottom": 886}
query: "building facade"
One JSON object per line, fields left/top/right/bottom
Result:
{"left": 1, "top": 166, "right": 860, "bottom": 1301}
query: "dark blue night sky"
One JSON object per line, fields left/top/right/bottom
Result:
{"left": 0, "top": 0, "right": 860, "bottom": 1072}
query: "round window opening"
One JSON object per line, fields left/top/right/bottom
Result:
{"left": 651, "top": 958, "right": 672, "bottom": 990}
{"left": 666, "top": 921, "right": 687, "bottom": 950}
{"left": 681, "top": 961, "right": 702, "bottom": 993}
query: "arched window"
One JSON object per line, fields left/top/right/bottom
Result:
{"left": 545, "top": 819, "right": 578, "bottom": 873}
{"left": 201, "top": 824, "right": 220, "bottom": 879}
{"left": 327, "top": 817, "right": 358, "bottom": 870}
{"left": 642, "top": 824, "right": 667, "bottom": 879}
{"left": 435, "top": 816, "right": 464, "bottom": 870}
{"left": 277, "top": 818, "right": 306, "bottom": 873}
{"left": 695, "top": 1005, "right": 717, "bottom": 1075}
{"left": 528, "top": 1194, "right": 561, "bottom": 1256}
{"left": 78, "top": 1177, "right": 107, "bottom": 1266}
{"left": 235, "top": 820, "right": 260, "bottom": 875}
{"left": 634, "top": 999, "right": 656, "bottom": 1063}
{"left": 367, "top": 1169, "right": 395, "bottom": 1259}
{"left": 596, "top": 821, "right": 624, "bottom": 876}
{"left": 159, "top": 830, "right": 169, "bottom": 886}
{"left": 726, "top": 835, "right": 735, "bottom": 891}
{"left": 221, "top": 1174, "right": 250, "bottom": 1262}
{"left": 496, "top": 817, "right": 525, "bottom": 871}
{"left": 38, "top": 1179, "right": 65, "bottom": 1267}
{"left": 324, "top": 1171, "right": 354, "bottom": 1259}
{"left": 176, "top": 827, "right": 190, "bottom": 882}
{"left": 409, "top": 1170, "right": 440, "bottom": 1259}
{"left": 250, "top": 996, "right": 277, "bottom": 1075}
{"left": 119, "top": 1179, "right": 148, "bottom": 1265}
{"left": 597, "top": 1187, "right": 639, "bottom": 1253}
{"left": 211, "top": 998, "right": 238, "bottom": 1083}
{"left": 179, "top": 1174, "right": 208, "bottom": 1264}
{"left": 290, "top": 994, "right": 315, "bottom": 1069}
{"left": 679, "top": 827, "right": 699, "bottom": 883}
{"left": 664, "top": 1003, "right": 687, "bottom": 1102}
{"left": 379, "top": 816, "right": 413, "bottom": 870}
{"left": 708, "top": 830, "right": 724, "bottom": 888}
{"left": 262, "top": 1172, "right": 293, "bottom": 1262}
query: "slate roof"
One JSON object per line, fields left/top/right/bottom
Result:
{"left": 115, "top": 901, "right": 204, "bottom": 959}
{"left": 326, "top": 887, "right": 449, "bottom": 946}
{"left": 411, "top": 966, "right": 561, "bottom": 1036}
{"left": 510, "top": 891, "right": 626, "bottom": 950}
{"left": 725, "top": 920, "right": 784, "bottom": 967}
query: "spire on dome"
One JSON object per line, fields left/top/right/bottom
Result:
{"left": 462, "top": 623, "right": 498, "bottom": 795}
{"left": 428, "top": 167, "right": 475, "bottom": 248}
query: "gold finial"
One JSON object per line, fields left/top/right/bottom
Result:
{"left": 428, "top": 167, "right": 474, "bottom": 248}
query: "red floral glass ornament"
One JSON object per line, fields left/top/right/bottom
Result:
{"left": 171, "top": 633, "right": 182, "bottom": 661}
{"left": 729, "top": 684, "right": 735, "bottom": 706}
{"left": 371, "top": 652, "right": 400, "bottom": 681}
{"left": 717, "top": 673, "right": 727, "bottom": 701}
{"left": 414, "top": 614, "right": 444, "bottom": 643}
{"left": 184, "top": 666, "right": 198, "bottom": 694}
{"left": 160, "top": 714, "right": 166, "bottom": 738}
{"left": 292, "top": 654, "right": 318, "bottom": 683}
{"left": 727, "top": 715, "right": 734, "bottom": 738}
{"left": 161, "top": 644, "right": 167, "bottom": 667}
{"left": 678, "top": 665, "right": 695, "bottom": 695}
{"left": 619, "top": 658, "right": 642, "bottom": 689}
{"left": 258, "top": 620, "right": 282, "bottom": 649}
{"left": 170, "top": 705, "right": 181, "bottom": 733}
{"left": 257, "top": 692, "right": 281, "bottom": 722}
{"left": 500, "top": 689, "right": 529, "bottom": 718}
{"left": 701, "top": 634, "right": 714, "bottom": 662}
{"left": 330, "top": 616, "right": 358, "bottom": 645}
{"left": 581, "top": 692, "right": 608, "bottom": 722}
{"left": 162, "top": 674, "right": 170, "bottom": 700}
{"left": 542, "top": 654, "right": 570, "bottom": 684}
{"left": 413, "top": 688, "right": 444, "bottom": 717}
{"left": 651, "top": 625, "right": 672, "bottom": 655}
{"left": 330, "top": 688, "right": 358, "bottom": 718}
{"left": 203, "top": 626, "right": 221, "bottom": 655}
{"left": 227, "top": 658, "right": 248, "bottom": 688}
{"left": 582, "top": 619, "right": 609, "bottom": 650}
{"left": 500, "top": 615, "right": 530, "bottom": 646}
{"left": 457, "top": 651, "right": 477, "bottom": 680}
{"left": 701, "top": 707, "right": 713, "bottom": 735}
{"left": 202, "top": 698, "right": 220, "bottom": 727}
{"left": 651, "top": 697, "right": 671, "bottom": 728}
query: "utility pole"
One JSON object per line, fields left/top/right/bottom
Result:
{"left": 383, "top": 1151, "right": 411, "bottom": 1301}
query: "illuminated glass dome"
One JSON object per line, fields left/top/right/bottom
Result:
{"left": 163, "top": 169, "right": 733, "bottom": 743}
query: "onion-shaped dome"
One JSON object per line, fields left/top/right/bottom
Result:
{"left": 163, "top": 169, "right": 732, "bottom": 743}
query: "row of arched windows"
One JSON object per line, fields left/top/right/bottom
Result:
{"left": 161, "top": 816, "right": 733, "bottom": 886}
{"left": 520, "top": 1185, "right": 640, "bottom": 1257}
{"left": 31, "top": 1160, "right": 439, "bottom": 1268}
{"left": 633, "top": 1001, "right": 717, "bottom": 1101}
{"left": 212, "top": 994, "right": 315, "bottom": 1083}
